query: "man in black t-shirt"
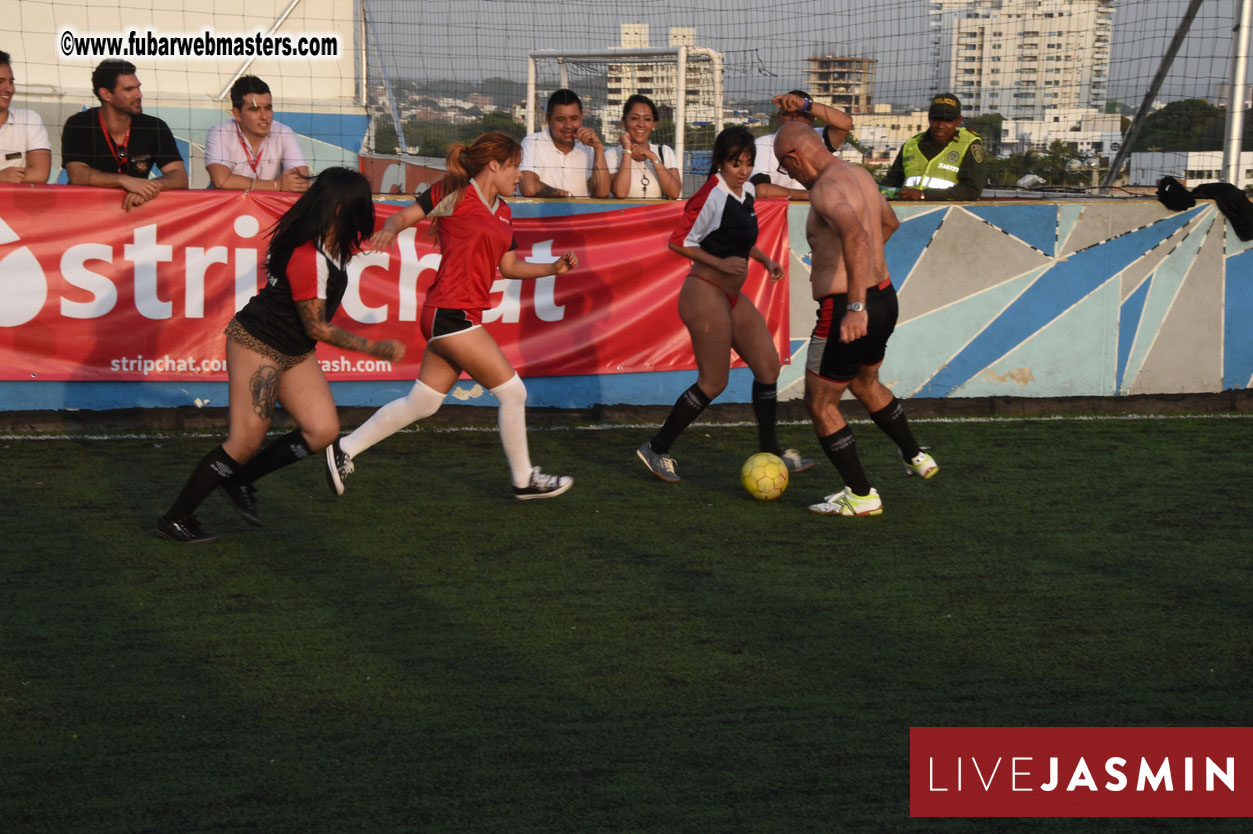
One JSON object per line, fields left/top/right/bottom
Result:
{"left": 61, "top": 59, "right": 187, "bottom": 211}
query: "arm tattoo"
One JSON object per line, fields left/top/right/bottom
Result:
{"left": 296, "top": 298, "right": 327, "bottom": 337}
{"left": 295, "top": 297, "right": 378, "bottom": 356}
{"left": 249, "top": 364, "right": 281, "bottom": 419}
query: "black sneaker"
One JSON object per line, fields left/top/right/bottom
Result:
{"left": 325, "top": 438, "right": 353, "bottom": 497}
{"left": 219, "top": 480, "right": 262, "bottom": 526}
{"left": 512, "top": 467, "right": 573, "bottom": 500}
{"left": 155, "top": 515, "right": 218, "bottom": 544}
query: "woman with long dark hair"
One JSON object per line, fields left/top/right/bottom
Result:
{"left": 325, "top": 131, "right": 577, "bottom": 500}
{"left": 607, "top": 94, "right": 682, "bottom": 200}
{"left": 636, "top": 126, "right": 813, "bottom": 482}
{"left": 156, "top": 167, "right": 405, "bottom": 543}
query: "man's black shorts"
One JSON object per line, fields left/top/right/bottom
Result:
{"left": 806, "top": 282, "right": 899, "bottom": 382}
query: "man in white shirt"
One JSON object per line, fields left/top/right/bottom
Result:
{"left": 519, "top": 88, "right": 609, "bottom": 198}
{"left": 205, "top": 75, "right": 310, "bottom": 192}
{"left": 750, "top": 90, "right": 851, "bottom": 200}
{"left": 0, "top": 50, "right": 51, "bottom": 184}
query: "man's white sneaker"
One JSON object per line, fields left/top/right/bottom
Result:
{"left": 902, "top": 450, "right": 939, "bottom": 479}
{"left": 808, "top": 487, "right": 883, "bottom": 516}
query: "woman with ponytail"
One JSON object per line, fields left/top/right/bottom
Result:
{"left": 156, "top": 167, "right": 406, "bottom": 543}
{"left": 326, "top": 131, "right": 577, "bottom": 500}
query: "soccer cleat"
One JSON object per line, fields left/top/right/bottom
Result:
{"left": 902, "top": 450, "right": 939, "bottom": 480}
{"left": 779, "top": 448, "right": 816, "bottom": 473}
{"left": 325, "top": 438, "right": 354, "bottom": 496}
{"left": 155, "top": 514, "right": 218, "bottom": 544}
{"left": 808, "top": 487, "right": 883, "bottom": 517}
{"left": 513, "top": 467, "right": 573, "bottom": 500}
{"left": 219, "top": 480, "right": 262, "bottom": 526}
{"left": 636, "top": 441, "right": 680, "bottom": 482}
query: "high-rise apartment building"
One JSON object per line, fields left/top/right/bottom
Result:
{"left": 930, "top": 0, "right": 1114, "bottom": 120}
{"left": 607, "top": 24, "right": 721, "bottom": 125}
{"left": 806, "top": 56, "right": 876, "bottom": 114}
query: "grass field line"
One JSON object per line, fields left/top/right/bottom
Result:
{"left": 3, "top": 411, "right": 1250, "bottom": 441}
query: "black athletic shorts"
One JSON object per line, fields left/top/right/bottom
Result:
{"left": 806, "top": 281, "right": 898, "bottom": 382}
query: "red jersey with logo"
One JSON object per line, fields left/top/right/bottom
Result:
{"left": 421, "top": 180, "right": 517, "bottom": 311}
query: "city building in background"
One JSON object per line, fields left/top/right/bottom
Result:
{"left": 806, "top": 56, "right": 876, "bottom": 114}
{"left": 607, "top": 24, "right": 721, "bottom": 126}
{"left": 929, "top": 0, "right": 1115, "bottom": 120}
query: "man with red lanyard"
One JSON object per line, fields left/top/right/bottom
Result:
{"left": 205, "top": 75, "right": 310, "bottom": 193}
{"left": 61, "top": 59, "right": 187, "bottom": 212}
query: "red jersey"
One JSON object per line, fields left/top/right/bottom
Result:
{"left": 422, "top": 180, "right": 517, "bottom": 310}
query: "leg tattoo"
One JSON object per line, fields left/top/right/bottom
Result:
{"left": 249, "top": 364, "right": 281, "bottom": 419}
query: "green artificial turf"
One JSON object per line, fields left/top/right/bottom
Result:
{"left": 1, "top": 416, "right": 1249, "bottom": 832}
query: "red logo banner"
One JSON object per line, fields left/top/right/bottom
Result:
{"left": 0, "top": 185, "right": 789, "bottom": 382}
{"left": 911, "top": 727, "right": 1253, "bottom": 817}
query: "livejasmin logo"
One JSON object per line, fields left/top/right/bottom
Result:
{"left": 910, "top": 727, "right": 1252, "bottom": 818}
{"left": 0, "top": 214, "right": 568, "bottom": 329}
{"left": 928, "top": 753, "right": 1235, "bottom": 793}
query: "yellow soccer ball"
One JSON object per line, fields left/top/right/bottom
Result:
{"left": 741, "top": 452, "right": 789, "bottom": 501}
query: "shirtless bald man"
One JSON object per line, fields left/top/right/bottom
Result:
{"left": 774, "top": 122, "right": 939, "bottom": 517}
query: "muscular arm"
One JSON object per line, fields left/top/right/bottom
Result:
{"left": 881, "top": 197, "right": 900, "bottom": 242}
{"left": 809, "top": 101, "right": 852, "bottom": 150}
{"left": 812, "top": 182, "right": 876, "bottom": 341}
{"left": 295, "top": 298, "right": 405, "bottom": 360}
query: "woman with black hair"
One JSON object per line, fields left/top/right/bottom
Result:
{"left": 607, "top": 94, "right": 682, "bottom": 200}
{"left": 636, "top": 126, "right": 813, "bottom": 482}
{"left": 156, "top": 167, "right": 405, "bottom": 543}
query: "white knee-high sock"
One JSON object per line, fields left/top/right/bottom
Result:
{"left": 491, "top": 374, "right": 532, "bottom": 487}
{"left": 341, "top": 379, "right": 444, "bottom": 458}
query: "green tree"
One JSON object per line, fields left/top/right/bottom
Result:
{"left": 964, "top": 112, "right": 1004, "bottom": 156}
{"left": 1131, "top": 98, "right": 1226, "bottom": 152}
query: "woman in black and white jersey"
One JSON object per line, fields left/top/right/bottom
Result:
{"left": 606, "top": 94, "right": 682, "bottom": 200}
{"left": 636, "top": 126, "right": 814, "bottom": 482}
{"left": 155, "top": 168, "right": 405, "bottom": 543}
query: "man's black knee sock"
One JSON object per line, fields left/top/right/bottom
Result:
{"left": 752, "top": 380, "right": 780, "bottom": 454}
{"left": 650, "top": 383, "right": 712, "bottom": 454}
{"left": 164, "top": 445, "right": 239, "bottom": 521}
{"left": 869, "top": 397, "right": 921, "bottom": 460}
{"left": 233, "top": 429, "right": 314, "bottom": 485}
{"left": 818, "top": 426, "right": 872, "bottom": 495}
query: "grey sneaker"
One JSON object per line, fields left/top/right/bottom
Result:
{"left": 513, "top": 467, "right": 573, "bottom": 500}
{"left": 637, "top": 441, "right": 679, "bottom": 482}
{"left": 779, "top": 448, "right": 815, "bottom": 473}
{"left": 325, "top": 439, "right": 353, "bottom": 496}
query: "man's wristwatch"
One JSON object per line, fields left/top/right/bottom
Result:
{"left": 847, "top": 301, "right": 866, "bottom": 313}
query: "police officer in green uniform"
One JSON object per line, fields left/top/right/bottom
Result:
{"left": 882, "top": 93, "right": 986, "bottom": 201}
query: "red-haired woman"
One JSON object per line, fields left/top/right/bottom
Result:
{"left": 326, "top": 131, "right": 577, "bottom": 500}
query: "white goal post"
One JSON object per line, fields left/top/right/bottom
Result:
{"left": 526, "top": 47, "right": 725, "bottom": 175}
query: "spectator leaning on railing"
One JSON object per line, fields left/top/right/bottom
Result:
{"left": 518, "top": 88, "right": 610, "bottom": 199}
{"left": 881, "top": 93, "right": 986, "bottom": 201}
{"left": 750, "top": 90, "right": 853, "bottom": 201}
{"left": 0, "top": 50, "right": 51, "bottom": 184}
{"left": 205, "top": 75, "right": 310, "bottom": 193}
{"left": 61, "top": 59, "right": 188, "bottom": 212}
{"left": 605, "top": 94, "right": 681, "bottom": 200}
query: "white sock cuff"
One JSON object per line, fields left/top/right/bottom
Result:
{"left": 490, "top": 373, "right": 527, "bottom": 405}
